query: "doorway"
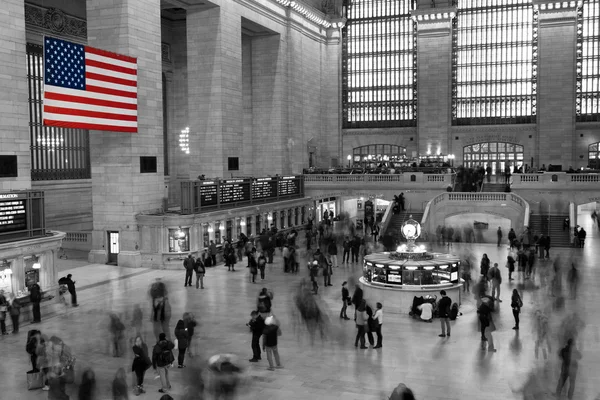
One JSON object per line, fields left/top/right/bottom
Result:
{"left": 107, "top": 231, "right": 119, "bottom": 265}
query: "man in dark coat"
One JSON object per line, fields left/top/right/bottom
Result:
{"left": 183, "top": 254, "right": 194, "bottom": 287}
{"left": 58, "top": 274, "right": 78, "bottom": 306}
{"left": 29, "top": 282, "right": 42, "bottom": 323}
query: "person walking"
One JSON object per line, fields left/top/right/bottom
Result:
{"left": 488, "top": 263, "right": 503, "bottom": 301}
{"left": 29, "top": 282, "right": 42, "bottom": 323}
{"left": 131, "top": 336, "right": 151, "bottom": 395}
{"left": 152, "top": 297, "right": 171, "bottom": 341}
{"left": 248, "top": 311, "right": 264, "bottom": 362}
{"left": 183, "top": 254, "right": 194, "bottom": 287}
{"left": 511, "top": 289, "right": 523, "bottom": 330}
{"left": 58, "top": 274, "right": 78, "bottom": 306}
{"left": 480, "top": 254, "right": 490, "bottom": 280}
{"left": 183, "top": 312, "right": 197, "bottom": 357}
{"left": 508, "top": 228, "right": 517, "bottom": 249}
{"left": 209, "top": 240, "right": 217, "bottom": 266}
{"left": 438, "top": 290, "right": 452, "bottom": 337}
{"left": 373, "top": 302, "right": 383, "bottom": 348}
{"left": 327, "top": 240, "right": 338, "bottom": 268}
{"left": 556, "top": 339, "right": 581, "bottom": 400}
{"left": 174, "top": 320, "right": 188, "bottom": 368}
{"left": 152, "top": 333, "right": 175, "bottom": 394}
{"left": 8, "top": 293, "right": 21, "bottom": 333}
{"left": 194, "top": 256, "right": 205, "bottom": 289}
{"left": 507, "top": 254, "right": 516, "bottom": 281}
{"left": 497, "top": 227, "right": 503, "bottom": 247}
{"left": 340, "top": 281, "right": 350, "bottom": 320}
{"left": 351, "top": 235, "right": 361, "bottom": 263}
{"left": 112, "top": 367, "right": 128, "bottom": 400}
{"left": 372, "top": 224, "right": 380, "bottom": 245}
{"left": 257, "top": 251, "right": 267, "bottom": 280}
{"left": 262, "top": 315, "right": 283, "bottom": 371}
{"left": 354, "top": 300, "right": 368, "bottom": 349}
{"left": 478, "top": 300, "right": 496, "bottom": 352}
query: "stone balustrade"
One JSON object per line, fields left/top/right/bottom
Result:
{"left": 303, "top": 173, "right": 455, "bottom": 188}
{"left": 512, "top": 172, "right": 600, "bottom": 187}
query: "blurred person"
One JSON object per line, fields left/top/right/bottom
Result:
{"left": 131, "top": 336, "right": 151, "bottom": 395}
{"left": 497, "top": 227, "right": 503, "bottom": 247}
{"left": 207, "top": 354, "right": 242, "bottom": 400}
{"left": 29, "top": 281, "right": 43, "bottom": 323}
{"left": 327, "top": 239, "right": 338, "bottom": 268}
{"left": 340, "top": 281, "right": 350, "bottom": 320}
{"left": 112, "top": 367, "right": 128, "bottom": 400}
{"left": 282, "top": 245, "right": 290, "bottom": 272}
{"left": 174, "top": 320, "right": 189, "bottom": 368}
{"left": 257, "top": 288, "right": 272, "bottom": 316}
{"left": 321, "top": 250, "right": 332, "bottom": 287}
{"left": 247, "top": 310, "right": 264, "bottom": 362}
{"left": 8, "top": 292, "right": 21, "bottom": 333}
{"left": 249, "top": 248, "right": 258, "bottom": 283}
{"left": 57, "top": 274, "right": 78, "bottom": 306}
{"left": 350, "top": 277, "right": 364, "bottom": 310}
{"left": 511, "top": 289, "right": 523, "bottom": 330}
{"left": 209, "top": 240, "right": 217, "bottom": 266}
{"left": 507, "top": 254, "right": 516, "bottom": 281}
{"left": 508, "top": 228, "right": 517, "bottom": 249}
{"left": 577, "top": 227, "right": 586, "bottom": 247}
{"left": 308, "top": 260, "right": 319, "bottom": 294}
{"left": 131, "top": 305, "right": 143, "bottom": 341}
{"left": 556, "top": 339, "right": 581, "bottom": 400}
{"left": 373, "top": 302, "right": 383, "bottom": 348}
{"left": 488, "top": 263, "right": 502, "bottom": 301}
{"left": 47, "top": 366, "right": 69, "bottom": 400}
{"left": 152, "top": 296, "right": 171, "bottom": 341}
{"left": 364, "top": 302, "right": 376, "bottom": 347}
{"left": 194, "top": 256, "right": 206, "bottom": 289}
{"left": 473, "top": 276, "right": 489, "bottom": 308}
{"left": 567, "top": 263, "right": 579, "bottom": 299}
{"left": 183, "top": 312, "right": 197, "bottom": 357}
{"left": 78, "top": 368, "right": 96, "bottom": 400}
{"left": 389, "top": 383, "right": 416, "bottom": 400}
{"left": 0, "top": 290, "right": 8, "bottom": 334}
{"left": 527, "top": 248, "right": 536, "bottom": 281}
{"left": 480, "top": 254, "right": 490, "bottom": 280}
{"left": 288, "top": 246, "right": 298, "bottom": 274}
{"left": 351, "top": 235, "right": 361, "bottom": 263}
{"left": 478, "top": 299, "right": 496, "bottom": 352}
{"left": 183, "top": 254, "right": 194, "bottom": 287}
{"left": 517, "top": 248, "right": 528, "bottom": 281}
{"left": 26, "top": 330, "right": 43, "bottom": 372}
{"left": 438, "top": 290, "right": 452, "bottom": 337}
{"left": 533, "top": 310, "right": 551, "bottom": 360}
{"left": 354, "top": 299, "right": 368, "bottom": 349}
{"left": 152, "top": 332, "right": 175, "bottom": 394}
{"left": 544, "top": 235, "right": 551, "bottom": 259}
{"left": 109, "top": 313, "right": 126, "bottom": 357}
{"left": 262, "top": 315, "right": 283, "bottom": 371}
{"left": 558, "top": 313, "right": 585, "bottom": 349}
{"left": 461, "top": 261, "right": 472, "bottom": 293}
{"left": 148, "top": 278, "right": 168, "bottom": 301}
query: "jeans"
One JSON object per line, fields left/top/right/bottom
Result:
{"left": 11, "top": 314, "right": 19, "bottom": 333}
{"left": 195, "top": 273, "right": 204, "bottom": 289}
{"left": 340, "top": 301, "right": 348, "bottom": 318}
{"left": 513, "top": 309, "right": 520, "bottom": 328}
{"left": 265, "top": 346, "right": 281, "bottom": 368}
{"left": 178, "top": 347, "right": 187, "bottom": 366}
{"left": 211, "top": 254, "right": 217, "bottom": 265}
{"left": 324, "top": 274, "right": 331, "bottom": 286}
{"left": 259, "top": 268, "right": 265, "bottom": 279}
{"left": 355, "top": 325, "right": 366, "bottom": 347}
{"left": 556, "top": 367, "right": 577, "bottom": 399}
{"left": 134, "top": 367, "right": 146, "bottom": 386}
{"left": 343, "top": 250, "right": 350, "bottom": 263}
{"left": 491, "top": 279, "right": 501, "bottom": 300}
{"left": 69, "top": 290, "right": 77, "bottom": 305}
{"left": 329, "top": 254, "right": 337, "bottom": 267}
{"left": 157, "top": 366, "right": 170, "bottom": 390}
{"left": 374, "top": 323, "right": 383, "bottom": 347}
{"left": 440, "top": 317, "right": 450, "bottom": 335}
{"left": 185, "top": 270, "right": 193, "bottom": 286}
{"left": 251, "top": 335, "right": 261, "bottom": 360}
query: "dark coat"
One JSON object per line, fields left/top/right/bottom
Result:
{"left": 29, "top": 283, "right": 42, "bottom": 302}
{"left": 131, "top": 343, "right": 151, "bottom": 372}
{"left": 174, "top": 320, "right": 189, "bottom": 349}
{"left": 152, "top": 340, "right": 175, "bottom": 368}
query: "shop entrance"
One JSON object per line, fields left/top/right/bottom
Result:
{"left": 107, "top": 231, "right": 119, "bottom": 265}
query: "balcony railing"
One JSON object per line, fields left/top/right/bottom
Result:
{"left": 303, "top": 173, "right": 455, "bottom": 186}
{"left": 512, "top": 172, "right": 600, "bottom": 187}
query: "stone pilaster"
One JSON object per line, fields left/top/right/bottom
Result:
{"left": 187, "top": 4, "right": 242, "bottom": 179}
{"left": 0, "top": 0, "right": 31, "bottom": 191}
{"left": 535, "top": 0, "right": 578, "bottom": 168}
{"left": 412, "top": 9, "right": 455, "bottom": 156}
{"left": 86, "top": 0, "right": 164, "bottom": 267}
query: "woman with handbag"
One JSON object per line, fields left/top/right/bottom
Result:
{"left": 511, "top": 289, "right": 523, "bottom": 330}
{"left": 131, "top": 336, "right": 151, "bottom": 395}
{"left": 354, "top": 300, "right": 368, "bottom": 349}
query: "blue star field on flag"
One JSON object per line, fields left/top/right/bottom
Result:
{"left": 44, "top": 37, "right": 86, "bottom": 90}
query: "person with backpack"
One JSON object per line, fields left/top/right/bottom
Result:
{"left": 257, "top": 251, "right": 267, "bottom": 280}
{"left": 183, "top": 254, "right": 194, "bottom": 287}
{"left": 194, "top": 257, "right": 205, "bottom": 289}
{"left": 152, "top": 332, "right": 175, "bottom": 394}
{"left": 511, "top": 289, "right": 523, "bottom": 330}
{"left": 29, "top": 282, "right": 42, "bottom": 323}
{"left": 262, "top": 315, "right": 283, "bottom": 371}
{"left": 438, "top": 290, "right": 452, "bottom": 338}
{"left": 488, "top": 262, "right": 502, "bottom": 302}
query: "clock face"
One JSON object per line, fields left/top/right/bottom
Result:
{"left": 402, "top": 225, "right": 416, "bottom": 238}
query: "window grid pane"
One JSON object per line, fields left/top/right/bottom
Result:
{"left": 342, "top": 0, "right": 417, "bottom": 128}
{"left": 452, "top": 0, "right": 538, "bottom": 125}
{"left": 27, "top": 43, "right": 91, "bottom": 181}
{"left": 576, "top": 0, "right": 600, "bottom": 121}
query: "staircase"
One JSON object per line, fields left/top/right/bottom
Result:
{"left": 386, "top": 211, "right": 425, "bottom": 242}
{"left": 528, "top": 214, "right": 571, "bottom": 247}
{"left": 482, "top": 183, "right": 508, "bottom": 192}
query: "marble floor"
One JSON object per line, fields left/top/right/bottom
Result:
{"left": 2, "top": 222, "right": 600, "bottom": 400}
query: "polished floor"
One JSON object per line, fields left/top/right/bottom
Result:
{"left": 2, "top": 220, "right": 600, "bottom": 400}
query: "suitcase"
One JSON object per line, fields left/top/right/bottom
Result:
{"left": 27, "top": 371, "right": 44, "bottom": 390}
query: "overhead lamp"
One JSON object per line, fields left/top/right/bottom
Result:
{"left": 207, "top": 224, "right": 214, "bottom": 233}
{"left": 4, "top": 268, "right": 13, "bottom": 275}
{"left": 176, "top": 227, "right": 186, "bottom": 239}
{"left": 31, "top": 255, "right": 41, "bottom": 269}
{"left": 267, "top": 214, "right": 273, "bottom": 221}
{"left": 240, "top": 219, "right": 246, "bottom": 226}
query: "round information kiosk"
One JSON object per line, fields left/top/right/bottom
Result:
{"left": 359, "top": 218, "right": 463, "bottom": 314}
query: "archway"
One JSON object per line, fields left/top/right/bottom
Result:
{"left": 463, "top": 142, "right": 524, "bottom": 174}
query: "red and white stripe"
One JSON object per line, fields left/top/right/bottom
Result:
{"left": 43, "top": 46, "right": 138, "bottom": 133}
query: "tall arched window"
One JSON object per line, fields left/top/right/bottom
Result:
{"left": 463, "top": 142, "right": 524, "bottom": 173}
{"left": 353, "top": 144, "right": 407, "bottom": 162}
{"left": 576, "top": 0, "right": 600, "bottom": 121}
{"left": 452, "top": 0, "right": 538, "bottom": 125}
{"left": 342, "top": 0, "right": 417, "bottom": 128}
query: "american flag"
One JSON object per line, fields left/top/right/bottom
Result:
{"left": 42, "top": 37, "right": 138, "bottom": 133}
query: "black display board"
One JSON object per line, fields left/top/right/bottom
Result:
{"left": 219, "top": 179, "right": 251, "bottom": 204}
{"left": 0, "top": 194, "right": 27, "bottom": 233}
{"left": 252, "top": 177, "right": 278, "bottom": 199}
{"left": 278, "top": 176, "right": 301, "bottom": 196}
{"left": 199, "top": 181, "right": 218, "bottom": 207}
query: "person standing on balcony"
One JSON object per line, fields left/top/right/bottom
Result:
{"left": 486, "top": 165, "right": 492, "bottom": 183}
{"left": 497, "top": 227, "right": 503, "bottom": 247}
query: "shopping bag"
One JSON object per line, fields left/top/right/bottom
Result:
{"left": 173, "top": 338, "right": 178, "bottom": 350}
{"left": 27, "top": 371, "right": 44, "bottom": 390}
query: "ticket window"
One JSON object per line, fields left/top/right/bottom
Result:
{"left": 272, "top": 212, "right": 277, "bottom": 230}
{"left": 203, "top": 225, "right": 210, "bottom": 248}
{"left": 168, "top": 228, "right": 190, "bottom": 253}
{"left": 215, "top": 222, "right": 223, "bottom": 245}
{"left": 236, "top": 219, "right": 242, "bottom": 238}
{"left": 246, "top": 216, "right": 252, "bottom": 237}
{"left": 226, "top": 220, "right": 233, "bottom": 242}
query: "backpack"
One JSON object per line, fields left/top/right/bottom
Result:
{"left": 449, "top": 303, "right": 459, "bottom": 320}
{"left": 158, "top": 346, "right": 174, "bottom": 366}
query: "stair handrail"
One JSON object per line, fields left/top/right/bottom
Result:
{"left": 523, "top": 200, "right": 531, "bottom": 231}
{"left": 379, "top": 200, "right": 395, "bottom": 237}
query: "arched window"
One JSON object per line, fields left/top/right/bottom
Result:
{"left": 452, "top": 0, "right": 538, "bottom": 125}
{"left": 576, "top": 0, "right": 600, "bottom": 121}
{"left": 463, "top": 142, "right": 524, "bottom": 173}
{"left": 353, "top": 144, "right": 407, "bottom": 162}
{"left": 342, "top": 0, "right": 416, "bottom": 128}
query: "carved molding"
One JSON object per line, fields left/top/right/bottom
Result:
{"left": 161, "top": 43, "right": 171, "bottom": 63}
{"left": 25, "top": 3, "right": 87, "bottom": 39}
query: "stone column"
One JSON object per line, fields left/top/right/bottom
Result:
{"left": 0, "top": 0, "right": 31, "bottom": 192}
{"left": 535, "top": 1, "right": 577, "bottom": 168}
{"left": 412, "top": 9, "right": 455, "bottom": 156}
{"left": 86, "top": 0, "right": 164, "bottom": 267}
{"left": 187, "top": 4, "right": 242, "bottom": 179}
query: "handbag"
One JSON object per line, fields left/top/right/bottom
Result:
{"left": 27, "top": 371, "right": 44, "bottom": 390}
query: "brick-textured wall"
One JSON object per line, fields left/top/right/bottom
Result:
{"left": 0, "top": 0, "right": 31, "bottom": 191}
{"left": 86, "top": 0, "right": 165, "bottom": 252}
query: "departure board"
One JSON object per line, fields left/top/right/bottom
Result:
{"left": 199, "top": 181, "right": 218, "bottom": 207}
{"left": 220, "top": 179, "right": 251, "bottom": 204}
{"left": 252, "top": 177, "right": 278, "bottom": 199}
{"left": 0, "top": 194, "right": 27, "bottom": 233}
{"left": 278, "top": 176, "right": 301, "bottom": 196}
